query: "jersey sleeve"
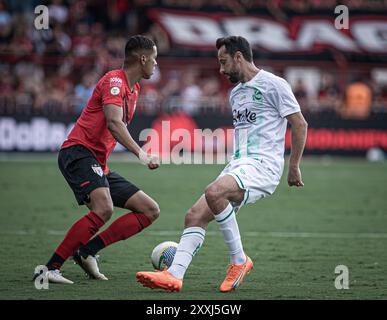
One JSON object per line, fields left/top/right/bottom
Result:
{"left": 269, "top": 78, "right": 301, "bottom": 118}
{"left": 100, "top": 76, "right": 124, "bottom": 106}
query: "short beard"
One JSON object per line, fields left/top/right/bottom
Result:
{"left": 227, "top": 71, "right": 240, "bottom": 84}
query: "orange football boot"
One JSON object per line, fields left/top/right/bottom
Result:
{"left": 219, "top": 256, "right": 253, "bottom": 292}
{"left": 136, "top": 270, "right": 183, "bottom": 292}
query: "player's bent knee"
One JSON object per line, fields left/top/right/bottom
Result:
{"left": 93, "top": 203, "right": 114, "bottom": 222}
{"left": 204, "top": 183, "right": 223, "bottom": 204}
{"left": 89, "top": 188, "right": 114, "bottom": 221}
{"left": 143, "top": 203, "right": 160, "bottom": 222}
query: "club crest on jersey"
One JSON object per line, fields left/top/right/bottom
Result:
{"left": 109, "top": 77, "right": 122, "bottom": 87}
{"left": 91, "top": 164, "right": 103, "bottom": 177}
{"left": 110, "top": 86, "right": 120, "bottom": 95}
{"left": 252, "top": 88, "right": 263, "bottom": 103}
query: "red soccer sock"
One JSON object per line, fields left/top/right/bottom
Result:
{"left": 54, "top": 211, "right": 105, "bottom": 261}
{"left": 98, "top": 212, "right": 152, "bottom": 247}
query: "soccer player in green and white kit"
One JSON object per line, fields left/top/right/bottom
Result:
{"left": 137, "top": 36, "right": 308, "bottom": 292}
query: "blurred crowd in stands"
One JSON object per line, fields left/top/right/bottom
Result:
{"left": 1, "top": 0, "right": 387, "bottom": 119}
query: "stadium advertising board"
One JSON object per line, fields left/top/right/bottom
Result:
{"left": 0, "top": 115, "right": 386, "bottom": 156}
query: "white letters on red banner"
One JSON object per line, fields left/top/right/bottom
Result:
{"left": 150, "top": 10, "right": 387, "bottom": 53}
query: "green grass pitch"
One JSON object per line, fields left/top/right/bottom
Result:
{"left": 0, "top": 157, "right": 386, "bottom": 299}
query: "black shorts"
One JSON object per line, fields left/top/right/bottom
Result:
{"left": 58, "top": 144, "right": 140, "bottom": 208}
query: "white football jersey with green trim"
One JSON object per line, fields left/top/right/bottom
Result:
{"left": 230, "top": 69, "right": 301, "bottom": 178}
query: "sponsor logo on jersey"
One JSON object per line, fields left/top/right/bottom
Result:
{"left": 238, "top": 95, "right": 247, "bottom": 104}
{"left": 110, "top": 86, "right": 120, "bottom": 95}
{"left": 109, "top": 77, "right": 123, "bottom": 87}
{"left": 91, "top": 164, "right": 103, "bottom": 177}
{"left": 233, "top": 108, "right": 257, "bottom": 124}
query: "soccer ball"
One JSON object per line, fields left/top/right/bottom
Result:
{"left": 151, "top": 241, "right": 178, "bottom": 270}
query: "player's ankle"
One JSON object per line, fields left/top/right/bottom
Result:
{"left": 46, "top": 252, "right": 65, "bottom": 270}
{"left": 46, "top": 264, "right": 60, "bottom": 271}
{"left": 231, "top": 252, "right": 247, "bottom": 265}
{"left": 167, "top": 265, "right": 185, "bottom": 279}
{"left": 78, "top": 246, "right": 93, "bottom": 259}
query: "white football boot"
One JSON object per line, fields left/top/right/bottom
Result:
{"left": 73, "top": 250, "right": 108, "bottom": 280}
{"left": 32, "top": 269, "right": 74, "bottom": 284}
{"left": 47, "top": 270, "right": 74, "bottom": 284}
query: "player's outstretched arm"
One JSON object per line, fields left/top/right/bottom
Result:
{"left": 286, "top": 112, "right": 308, "bottom": 187}
{"left": 103, "top": 104, "right": 160, "bottom": 170}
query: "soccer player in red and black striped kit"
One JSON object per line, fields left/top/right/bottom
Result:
{"left": 35, "top": 35, "right": 160, "bottom": 284}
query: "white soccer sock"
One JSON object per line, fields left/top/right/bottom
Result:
{"left": 214, "top": 203, "right": 246, "bottom": 265}
{"left": 167, "top": 227, "right": 205, "bottom": 279}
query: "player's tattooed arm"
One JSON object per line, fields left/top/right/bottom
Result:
{"left": 103, "top": 104, "right": 160, "bottom": 169}
{"left": 286, "top": 112, "right": 308, "bottom": 187}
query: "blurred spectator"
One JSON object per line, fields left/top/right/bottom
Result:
{"left": 45, "top": 24, "right": 72, "bottom": 55}
{"left": 10, "top": 18, "right": 34, "bottom": 57}
{"left": 138, "top": 83, "right": 161, "bottom": 114}
{"left": 71, "top": 22, "right": 93, "bottom": 57}
{"left": 106, "top": 0, "right": 129, "bottom": 30}
{"left": 340, "top": 82, "right": 372, "bottom": 119}
{"left": 160, "top": 71, "right": 182, "bottom": 112}
{"left": 181, "top": 70, "right": 202, "bottom": 115}
{"left": 200, "top": 77, "right": 224, "bottom": 113}
{"left": 68, "top": 0, "right": 91, "bottom": 27}
{"left": 74, "top": 71, "right": 98, "bottom": 114}
{"left": 0, "top": 1, "right": 12, "bottom": 52}
{"left": 48, "top": 0, "right": 69, "bottom": 25}
{"left": 293, "top": 79, "right": 309, "bottom": 113}
{"left": 318, "top": 72, "right": 341, "bottom": 112}
{"left": 0, "top": 0, "right": 11, "bottom": 27}
{"left": 380, "top": 84, "right": 387, "bottom": 111}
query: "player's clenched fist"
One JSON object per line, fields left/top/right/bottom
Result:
{"left": 146, "top": 154, "right": 160, "bottom": 170}
{"left": 287, "top": 166, "right": 304, "bottom": 187}
{"left": 139, "top": 150, "right": 160, "bottom": 170}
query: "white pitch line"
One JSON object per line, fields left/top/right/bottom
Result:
{"left": 1, "top": 230, "right": 387, "bottom": 239}
{"left": 149, "top": 230, "right": 387, "bottom": 239}
{"left": 245, "top": 231, "right": 387, "bottom": 239}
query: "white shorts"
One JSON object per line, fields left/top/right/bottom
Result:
{"left": 218, "top": 157, "right": 280, "bottom": 207}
